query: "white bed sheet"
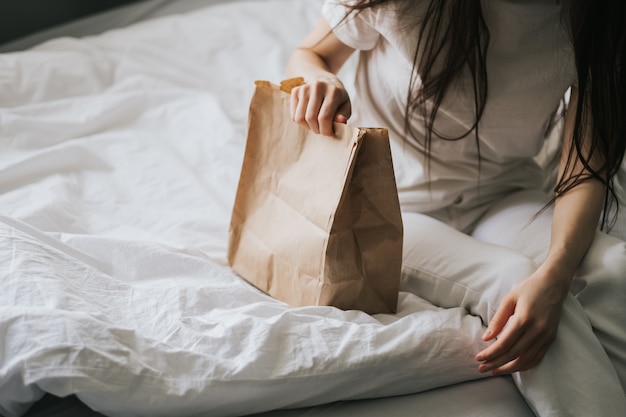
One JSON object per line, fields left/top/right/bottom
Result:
{"left": 21, "top": 376, "right": 533, "bottom": 417}
{"left": 0, "top": 1, "right": 590, "bottom": 417}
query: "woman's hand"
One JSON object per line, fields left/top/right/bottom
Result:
{"left": 285, "top": 17, "right": 355, "bottom": 136}
{"left": 475, "top": 271, "right": 569, "bottom": 375}
{"left": 290, "top": 77, "right": 352, "bottom": 137}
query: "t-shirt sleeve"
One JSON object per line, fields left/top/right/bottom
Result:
{"left": 322, "top": 0, "right": 381, "bottom": 51}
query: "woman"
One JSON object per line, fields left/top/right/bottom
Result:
{"left": 286, "top": 0, "right": 625, "bottom": 415}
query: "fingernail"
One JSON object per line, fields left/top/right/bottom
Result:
{"left": 483, "top": 329, "right": 492, "bottom": 339}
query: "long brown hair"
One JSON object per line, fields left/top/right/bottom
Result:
{"left": 346, "top": 0, "right": 489, "bottom": 184}
{"left": 560, "top": 0, "right": 625, "bottom": 229}
{"left": 342, "top": 0, "right": 625, "bottom": 230}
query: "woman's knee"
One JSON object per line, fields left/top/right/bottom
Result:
{"left": 401, "top": 212, "right": 538, "bottom": 321}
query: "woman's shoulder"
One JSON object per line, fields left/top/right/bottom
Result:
{"left": 322, "top": 0, "right": 427, "bottom": 52}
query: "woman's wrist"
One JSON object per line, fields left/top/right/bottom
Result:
{"left": 534, "top": 254, "right": 576, "bottom": 298}
{"left": 286, "top": 49, "right": 339, "bottom": 83}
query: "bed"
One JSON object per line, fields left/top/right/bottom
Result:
{"left": 0, "top": 1, "right": 624, "bottom": 417}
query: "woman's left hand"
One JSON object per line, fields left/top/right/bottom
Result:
{"left": 475, "top": 272, "right": 569, "bottom": 374}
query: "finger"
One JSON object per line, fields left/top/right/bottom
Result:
{"left": 478, "top": 328, "right": 534, "bottom": 373}
{"left": 483, "top": 297, "right": 516, "bottom": 341}
{"left": 476, "top": 313, "right": 527, "bottom": 363}
{"left": 290, "top": 88, "right": 300, "bottom": 123}
{"left": 500, "top": 337, "right": 553, "bottom": 374}
{"left": 318, "top": 98, "right": 338, "bottom": 136}
{"left": 490, "top": 342, "right": 550, "bottom": 375}
{"left": 292, "top": 86, "right": 310, "bottom": 128}
{"left": 324, "top": 99, "right": 351, "bottom": 135}
{"left": 304, "top": 85, "right": 323, "bottom": 134}
{"left": 481, "top": 322, "right": 555, "bottom": 374}
{"left": 305, "top": 104, "right": 323, "bottom": 135}
{"left": 476, "top": 297, "right": 517, "bottom": 362}
{"left": 489, "top": 356, "right": 524, "bottom": 376}
{"left": 334, "top": 100, "right": 351, "bottom": 124}
{"left": 317, "top": 84, "right": 341, "bottom": 136}
{"left": 334, "top": 114, "right": 348, "bottom": 124}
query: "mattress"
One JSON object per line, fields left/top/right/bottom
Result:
{"left": 0, "top": 1, "right": 622, "bottom": 417}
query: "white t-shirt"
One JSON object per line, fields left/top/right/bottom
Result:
{"left": 323, "top": 0, "right": 577, "bottom": 212}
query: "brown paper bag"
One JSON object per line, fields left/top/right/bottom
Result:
{"left": 228, "top": 79, "right": 403, "bottom": 314}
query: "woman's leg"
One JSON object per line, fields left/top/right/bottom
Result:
{"left": 401, "top": 212, "right": 536, "bottom": 325}
{"left": 471, "top": 189, "right": 626, "bottom": 389}
{"left": 402, "top": 210, "right": 626, "bottom": 417}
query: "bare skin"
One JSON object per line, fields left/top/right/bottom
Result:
{"left": 287, "top": 19, "right": 353, "bottom": 136}
{"left": 287, "top": 18, "right": 605, "bottom": 375}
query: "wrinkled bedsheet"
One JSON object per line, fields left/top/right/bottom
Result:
{"left": 1, "top": 1, "right": 624, "bottom": 416}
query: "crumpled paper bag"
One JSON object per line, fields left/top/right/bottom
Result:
{"left": 228, "top": 78, "right": 402, "bottom": 314}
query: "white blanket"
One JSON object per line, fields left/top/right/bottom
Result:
{"left": 0, "top": 1, "right": 495, "bottom": 416}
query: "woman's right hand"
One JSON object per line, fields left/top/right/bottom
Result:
{"left": 286, "top": 16, "right": 355, "bottom": 136}
{"left": 290, "top": 77, "right": 352, "bottom": 137}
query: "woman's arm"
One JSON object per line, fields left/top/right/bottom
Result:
{"left": 476, "top": 87, "right": 605, "bottom": 374}
{"left": 286, "top": 18, "right": 355, "bottom": 136}
{"left": 542, "top": 87, "right": 605, "bottom": 285}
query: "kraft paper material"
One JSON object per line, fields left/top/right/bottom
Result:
{"left": 228, "top": 79, "right": 403, "bottom": 314}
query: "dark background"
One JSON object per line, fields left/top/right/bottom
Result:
{"left": 0, "top": 0, "right": 141, "bottom": 44}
